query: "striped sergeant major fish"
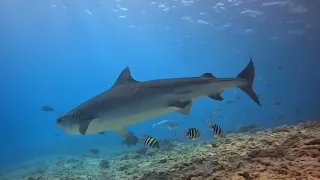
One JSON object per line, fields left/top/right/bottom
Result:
{"left": 208, "top": 120, "right": 225, "bottom": 138}
{"left": 184, "top": 128, "right": 201, "bottom": 140}
{"left": 141, "top": 135, "right": 160, "bottom": 148}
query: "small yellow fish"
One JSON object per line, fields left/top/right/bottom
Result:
{"left": 142, "top": 135, "right": 160, "bottom": 148}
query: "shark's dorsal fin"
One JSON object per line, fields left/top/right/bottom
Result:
{"left": 112, "top": 67, "right": 138, "bottom": 87}
{"left": 201, "top": 73, "right": 216, "bottom": 78}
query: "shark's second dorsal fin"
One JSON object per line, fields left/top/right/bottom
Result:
{"left": 112, "top": 67, "right": 138, "bottom": 87}
{"left": 201, "top": 73, "right": 216, "bottom": 78}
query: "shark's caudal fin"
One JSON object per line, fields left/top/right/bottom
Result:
{"left": 236, "top": 58, "right": 261, "bottom": 107}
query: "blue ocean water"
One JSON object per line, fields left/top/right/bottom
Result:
{"left": 1, "top": 0, "right": 320, "bottom": 179}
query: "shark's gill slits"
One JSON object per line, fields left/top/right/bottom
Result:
{"left": 72, "top": 111, "right": 84, "bottom": 120}
{"left": 79, "top": 111, "right": 84, "bottom": 120}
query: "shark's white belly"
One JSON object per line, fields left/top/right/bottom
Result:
{"left": 66, "top": 106, "right": 180, "bottom": 135}
{"left": 62, "top": 90, "right": 216, "bottom": 136}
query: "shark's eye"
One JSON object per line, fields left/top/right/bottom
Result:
{"left": 57, "top": 118, "right": 64, "bottom": 124}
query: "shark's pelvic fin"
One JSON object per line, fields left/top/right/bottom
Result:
{"left": 201, "top": 73, "right": 224, "bottom": 101}
{"left": 168, "top": 100, "right": 192, "bottom": 109}
{"left": 168, "top": 100, "right": 193, "bottom": 115}
{"left": 208, "top": 93, "right": 224, "bottom": 101}
{"left": 178, "top": 102, "right": 193, "bottom": 115}
{"left": 236, "top": 57, "right": 262, "bottom": 107}
{"left": 113, "top": 67, "right": 139, "bottom": 87}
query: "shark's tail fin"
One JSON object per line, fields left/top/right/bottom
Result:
{"left": 237, "top": 58, "right": 261, "bottom": 107}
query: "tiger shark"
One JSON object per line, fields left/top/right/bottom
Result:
{"left": 56, "top": 58, "right": 261, "bottom": 140}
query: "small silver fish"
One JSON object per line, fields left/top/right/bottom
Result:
{"left": 152, "top": 120, "right": 180, "bottom": 130}
{"left": 208, "top": 120, "right": 225, "bottom": 138}
{"left": 204, "top": 160, "right": 213, "bottom": 176}
{"left": 141, "top": 135, "right": 160, "bottom": 148}
{"left": 184, "top": 128, "right": 200, "bottom": 140}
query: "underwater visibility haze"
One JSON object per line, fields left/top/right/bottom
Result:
{"left": 1, "top": 0, "right": 320, "bottom": 179}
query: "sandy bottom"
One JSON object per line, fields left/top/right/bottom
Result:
{"left": 2, "top": 122, "right": 320, "bottom": 180}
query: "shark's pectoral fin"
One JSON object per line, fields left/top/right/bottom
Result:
{"left": 178, "top": 102, "right": 193, "bottom": 115}
{"left": 79, "top": 119, "right": 93, "bottom": 135}
{"left": 74, "top": 110, "right": 97, "bottom": 135}
{"left": 208, "top": 93, "right": 224, "bottom": 101}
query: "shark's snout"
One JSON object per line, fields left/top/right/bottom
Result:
{"left": 56, "top": 118, "right": 63, "bottom": 124}
{"left": 56, "top": 117, "right": 66, "bottom": 129}
{"left": 56, "top": 118, "right": 62, "bottom": 128}
{"left": 55, "top": 116, "right": 81, "bottom": 135}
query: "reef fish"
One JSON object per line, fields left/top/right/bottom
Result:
{"left": 152, "top": 120, "right": 180, "bottom": 130}
{"left": 89, "top": 148, "right": 100, "bottom": 155}
{"left": 209, "top": 120, "right": 225, "bottom": 138}
{"left": 141, "top": 135, "right": 160, "bottom": 149}
{"left": 41, "top": 105, "right": 54, "bottom": 112}
{"left": 185, "top": 128, "right": 201, "bottom": 140}
{"left": 56, "top": 58, "right": 261, "bottom": 140}
{"left": 204, "top": 160, "right": 213, "bottom": 176}
{"left": 121, "top": 131, "right": 139, "bottom": 148}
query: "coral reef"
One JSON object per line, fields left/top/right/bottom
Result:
{"left": 4, "top": 122, "right": 319, "bottom": 180}
{"left": 99, "top": 159, "right": 110, "bottom": 169}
